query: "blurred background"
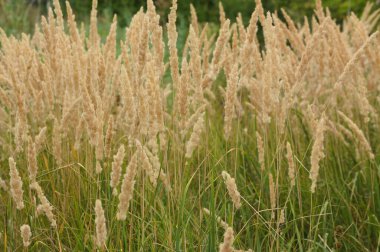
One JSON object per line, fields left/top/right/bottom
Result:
{"left": 0, "top": 0, "right": 378, "bottom": 36}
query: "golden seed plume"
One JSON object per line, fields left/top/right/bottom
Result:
{"left": 310, "top": 115, "right": 326, "bottom": 193}
{"left": 0, "top": 176, "right": 7, "bottom": 191}
{"left": 34, "top": 126, "right": 47, "bottom": 153}
{"left": 185, "top": 112, "right": 205, "bottom": 158}
{"left": 256, "top": 131, "right": 265, "bottom": 171}
{"left": 269, "top": 173, "right": 276, "bottom": 218}
{"left": 9, "top": 157, "right": 24, "bottom": 210}
{"left": 110, "top": 144, "right": 126, "bottom": 195}
{"left": 219, "top": 227, "right": 234, "bottom": 252}
{"left": 27, "top": 137, "right": 38, "bottom": 182}
{"left": 20, "top": 224, "right": 32, "bottom": 247}
{"left": 117, "top": 148, "right": 138, "bottom": 221}
{"left": 95, "top": 199, "right": 107, "bottom": 248}
{"left": 31, "top": 182, "right": 57, "bottom": 227}
{"left": 286, "top": 142, "right": 296, "bottom": 188}
{"left": 337, "top": 111, "right": 375, "bottom": 160}
{"left": 221, "top": 171, "right": 241, "bottom": 209}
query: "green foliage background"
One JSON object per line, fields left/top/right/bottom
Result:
{"left": 0, "top": 0, "right": 376, "bottom": 36}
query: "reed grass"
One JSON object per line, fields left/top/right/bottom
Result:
{"left": 0, "top": 0, "right": 380, "bottom": 250}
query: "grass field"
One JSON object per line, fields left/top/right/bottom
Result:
{"left": 1, "top": 0, "right": 380, "bottom": 251}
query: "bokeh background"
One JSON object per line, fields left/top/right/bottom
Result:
{"left": 0, "top": 0, "right": 379, "bottom": 43}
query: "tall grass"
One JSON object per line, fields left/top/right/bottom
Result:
{"left": 0, "top": 0, "right": 380, "bottom": 250}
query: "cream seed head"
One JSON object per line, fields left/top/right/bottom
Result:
{"left": 221, "top": 171, "right": 241, "bottom": 209}
{"left": 95, "top": 199, "right": 107, "bottom": 248}
{"left": 27, "top": 137, "right": 38, "bottom": 182}
{"left": 30, "top": 182, "right": 57, "bottom": 227}
{"left": 185, "top": 112, "right": 205, "bottom": 158}
{"left": 34, "top": 126, "right": 47, "bottom": 152}
{"left": 338, "top": 111, "right": 375, "bottom": 160}
{"left": 219, "top": 227, "right": 234, "bottom": 252}
{"left": 104, "top": 115, "right": 114, "bottom": 159}
{"left": 96, "top": 161, "right": 103, "bottom": 174}
{"left": 286, "top": 142, "right": 296, "bottom": 188}
{"left": 309, "top": 115, "right": 326, "bottom": 193}
{"left": 256, "top": 131, "right": 265, "bottom": 171}
{"left": 20, "top": 224, "right": 32, "bottom": 247}
{"left": 0, "top": 176, "right": 8, "bottom": 191}
{"left": 110, "top": 144, "right": 126, "bottom": 195}
{"left": 9, "top": 157, "right": 24, "bottom": 210}
{"left": 117, "top": 150, "right": 138, "bottom": 221}
{"left": 269, "top": 173, "right": 276, "bottom": 218}
{"left": 141, "top": 147, "right": 158, "bottom": 186}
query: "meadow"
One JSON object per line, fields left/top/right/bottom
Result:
{"left": 1, "top": 0, "right": 380, "bottom": 251}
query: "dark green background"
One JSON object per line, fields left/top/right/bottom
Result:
{"left": 0, "top": 0, "right": 377, "bottom": 35}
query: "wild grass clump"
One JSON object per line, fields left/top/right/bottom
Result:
{"left": 0, "top": 0, "right": 380, "bottom": 250}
